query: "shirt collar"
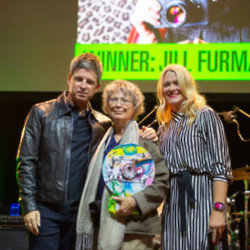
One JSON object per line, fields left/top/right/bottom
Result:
{"left": 171, "top": 111, "right": 184, "bottom": 122}
{"left": 67, "top": 101, "right": 91, "bottom": 117}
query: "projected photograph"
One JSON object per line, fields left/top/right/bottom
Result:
{"left": 77, "top": 0, "right": 250, "bottom": 44}
{"left": 76, "top": 0, "right": 250, "bottom": 81}
{"left": 77, "top": 0, "right": 136, "bottom": 44}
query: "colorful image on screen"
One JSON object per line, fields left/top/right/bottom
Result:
{"left": 76, "top": 0, "right": 250, "bottom": 81}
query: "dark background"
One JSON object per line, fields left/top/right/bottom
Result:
{"left": 0, "top": 91, "right": 249, "bottom": 211}
{"left": 1, "top": 91, "right": 249, "bottom": 248}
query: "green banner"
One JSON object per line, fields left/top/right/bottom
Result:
{"left": 75, "top": 43, "right": 250, "bottom": 81}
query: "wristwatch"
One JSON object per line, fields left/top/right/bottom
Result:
{"left": 212, "top": 202, "right": 225, "bottom": 211}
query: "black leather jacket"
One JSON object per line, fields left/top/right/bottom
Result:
{"left": 16, "top": 91, "right": 111, "bottom": 215}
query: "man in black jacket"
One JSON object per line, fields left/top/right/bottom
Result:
{"left": 16, "top": 53, "right": 112, "bottom": 250}
{"left": 17, "top": 53, "right": 157, "bottom": 249}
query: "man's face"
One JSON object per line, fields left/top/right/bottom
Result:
{"left": 67, "top": 68, "right": 99, "bottom": 107}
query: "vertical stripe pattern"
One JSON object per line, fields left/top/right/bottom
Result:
{"left": 160, "top": 106, "right": 232, "bottom": 250}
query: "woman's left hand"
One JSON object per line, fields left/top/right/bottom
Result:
{"left": 113, "top": 196, "right": 137, "bottom": 216}
{"left": 209, "top": 210, "right": 226, "bottom": 245}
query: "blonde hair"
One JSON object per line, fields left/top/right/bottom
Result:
{"left": 157, "top": 64, "right": 206, "bottom": 126}
{"left": 102, "top": 80, "right": 145, "bottom": 120}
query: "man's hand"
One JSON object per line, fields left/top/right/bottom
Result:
{"left": 209, "top": 210, "right": 226, "bottom": 245}
{"left": 112, "top": 197, "right": 137, "bottom": 217}
{"left": 24, "top": 210, "right": 40, "bottom": 235}
{"left": 139, "top": 126, "right": 158, "bottom": 142}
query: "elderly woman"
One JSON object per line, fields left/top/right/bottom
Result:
{"left": 76, "top": 80, "right": 169, "bottom": 250}
{"left": 156, "top": 64, "right": 232, "bottom": 249}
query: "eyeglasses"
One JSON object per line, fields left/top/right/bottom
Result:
{"left": 109, "top": 97, "right": 132, "bottom": 106}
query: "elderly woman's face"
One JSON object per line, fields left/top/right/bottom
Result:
{"left": 107, "top": 90, "right": 135, "bottom": 125}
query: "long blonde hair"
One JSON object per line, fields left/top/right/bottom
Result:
{"left": 157, "top": 64, "right": 206, "bottom": 126}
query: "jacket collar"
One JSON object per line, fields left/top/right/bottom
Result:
{"left": 56, "top": 91, "right": 103, "bottom": 123}
{"left": 56, "top": 91, "right": 72, "bottom": 117}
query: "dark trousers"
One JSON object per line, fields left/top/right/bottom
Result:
{"left": 29, "top": 202, "right": 78, "bottom": 250}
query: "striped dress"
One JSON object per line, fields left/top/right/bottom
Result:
{"left": 159, "top": 106, "right": 232, "bottom": 250}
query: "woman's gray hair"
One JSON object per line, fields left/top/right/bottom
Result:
{"left": 102, "top": 80, "right": 145, "bottom": 120}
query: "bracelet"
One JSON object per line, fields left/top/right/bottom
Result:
{"left": 212, "top": 202, "right": 225, "bottom": 211}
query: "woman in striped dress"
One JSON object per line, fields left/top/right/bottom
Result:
{"left": 156, "top": 64, "right": 232, "bottom": 249}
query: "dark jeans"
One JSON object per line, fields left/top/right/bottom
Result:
{"left": 28, "top": 202, "right": 78, "bottom": 250}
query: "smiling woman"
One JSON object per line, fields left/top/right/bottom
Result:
{"left": 106, "top": 90, "right": 135, "bottom": 136}
{"left": 102, "top": 80, "right": 145, "bottom": 137}
{"left": 162, "top": 71, "right": 186, "bottom": 112}
{"left": 76, "top": 79, "right": 169, "bottom": 250}
{"left": 157, "top": 64, "right": 232, "bottom": 250}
